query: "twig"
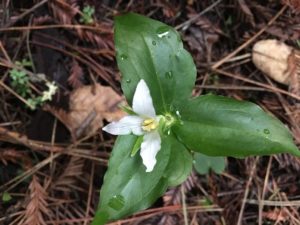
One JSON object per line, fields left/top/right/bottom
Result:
{"left": 246, "top": 199, "right": 300, "bottom": 207}
{"left": 0, "top": 80, "right": 34, "bottom": 108}
{"left": 175, "top": 0, "right": 223, "bottom": 30}
{"left": 181, "top": 185, "right": 188, "bottom": 225}
{"left": 258, "top": 156, "right": 273, "bottom": 225}
{"left": 214, "top": 69, "right": 300, "bottom": 101}
{"left": 0, "top": 41, "right": 12, "bottom": 63}
{"left": 211, "top": 5, "right": 287, "bottom": 70}
{"left": 0, "top": 126, "right": 108, "bottom": 164}
{"left": 0, "top": 153, "right": 61, "bottom": 192}
{"left": 2, "top": 0, "right": 49, "bottom": 29}
{"left": 0, "top": 24, "right": 112, "bottom": 33}
{"left": 84, "top": 157, "right": 95, "bottom": 225}
{"left": 237, "top": 157, "right": 259, "bottom": 225}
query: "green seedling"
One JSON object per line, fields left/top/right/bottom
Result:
{"left": 80, "top": 5, "right": 95, "bottom": 24}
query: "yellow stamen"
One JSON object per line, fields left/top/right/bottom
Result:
{"left": 142, "top": 118, "right": 158, "bottom": 132}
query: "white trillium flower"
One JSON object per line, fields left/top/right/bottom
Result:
{"left": 102, "top": 79, "right": 161, "bottom": 172}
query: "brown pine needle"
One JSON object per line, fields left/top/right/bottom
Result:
{"left": 23, "top": 176, "right": 49, "bottom": 225}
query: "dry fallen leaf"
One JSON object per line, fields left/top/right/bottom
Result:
{"left": 252, "top": 39, "right": 300, "bottom": 95}
{"left": 252, "top": 39, "right": 293, "bottom": 85}
{"left": 45, "top": 84, "right": 125, "bottom": 139}
{"left": 262, "top": 208, "right": 289, "bottom": 223}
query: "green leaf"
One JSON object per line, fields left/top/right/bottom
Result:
{"left": 130, "top": 135, "right": 143, "bottom": 156}
{"left": 174, "top": 94, "right": 300, "bottom": 157}
{"left": 115, "top": 13, "right": 196, "bottom": 114}
{"left": 80, "top": 5, "right": 95, "bottom": 24}
{"left": 93, "top": 135, "right": 172, "bottom": 224}
{"left": 164, "top": 135, "right": 193, "bottom": 186}
{"left": 194, "top": 153, "right": 226, "bottom": 175}
{"left": 2, "top": 192, "right": 12, "bottom": 202}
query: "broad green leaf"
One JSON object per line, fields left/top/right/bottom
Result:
{"left": 174, "top": 95, "right": 300, "bottom": 157}
{"left": 194, "top": 153, "right": 226, "bottom": 175}
{"left": 164, "top": 135, "right": 193, "bottom": 186}
{"left": 115, "top": 13, "right": 196, "bottom": 114}
{"left": 93, "top": 135, "right": 172, "bottom": 224}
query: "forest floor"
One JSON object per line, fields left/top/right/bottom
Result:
{"left": 1, "top": 0, "right": 300, "bottom": 224}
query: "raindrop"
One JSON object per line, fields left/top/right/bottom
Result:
{"left": 165, "top": 71, "right": 173, "bottom": 79}
{"left": 263, "top": 129, "right": 270, "bottom": 134}
{"left": 167, "top": 35, "right": 171, "bottom": 39}
{"left": 152, "top": 40, "right": 156, "bottom": 45}
{"left": 156, "top": 26, "right": 170, "bottom": 38}
{"left": 126, "top": 79, "right": 131, "bottom": 83}
{"left": 120, "top": 54, "right": 128, "bottom": 60}
{"left": 108, "top": 195, "right": 125, "bottom": 211}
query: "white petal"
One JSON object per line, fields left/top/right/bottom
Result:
{"left": 132, "top": 79, "right": 156, "bottom": 118}
{"left": 102, "top": 115, "right": 144, "bottom": 135}
{"left": 140, "top": 131, "right": 161, "bottom": 172}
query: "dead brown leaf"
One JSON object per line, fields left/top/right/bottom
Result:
{"left": 252, "top": 39, "right": 293, "bottom": 85}
{"left": 50, "top": 156, "right": 84, "bottom": 193}
{"left": 0, "top": 149, "right": 32, "bottom": 170}
{"left": 252, "top": 39, "right": 300, "bottom": 95}
{"left": 262, "top": 208, "right": 289, "bottom": 223}
{"left": 185, "top": 13, "right": 221, "bottom": 63}
{"left": 45, "top": 84, "right": 125, "bottom": 139}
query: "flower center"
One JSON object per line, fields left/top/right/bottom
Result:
{"left": 142, "top": 118, "right": 158, "bottom": 132}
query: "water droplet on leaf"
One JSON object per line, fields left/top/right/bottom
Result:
{"left": 165, "top": 71, "right": 173, "bottom": 79}
{"left": 156, "top": 26, "right": 170, "bottom": 38}
{"left": 120, "top": 54, "right": 128, "bottom": 60}
{"left": 152, "top": 40, "right": 156, "bottom": 45}
{"left": 176, "top": 110, "right": 181, "bottom": 118}
{"left": 108, "top": 195, "right": 125, "bottom": 210}
{"left": 263, "top": 129, "right": 270, "bottom": 134}
{"left": 126, "top": 79, "right": 131, "bottom": 83}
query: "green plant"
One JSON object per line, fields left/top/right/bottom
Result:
{"left": 92, "top": 13, "right": 300, "bottom": 224}
{"left": 194, "top": 153, "right": 226, "bottom": 175}
{"left": 297, "top": 39, "right": 300, "bottom": 48}
{"left": 9, "top": 60, "right": 58, "bottom": 110}
{"left": 2, "top": 192, "right": 12, "bottom": 202}
{"left": 9, "top": 68, "right": 31, "bottom": 97}
{"left": 80, "top": 5, "right": 95, "bottom": 24}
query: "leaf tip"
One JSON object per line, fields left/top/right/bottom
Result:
{"left": 92, "top": 210, "right": 109, "bottom": 225}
